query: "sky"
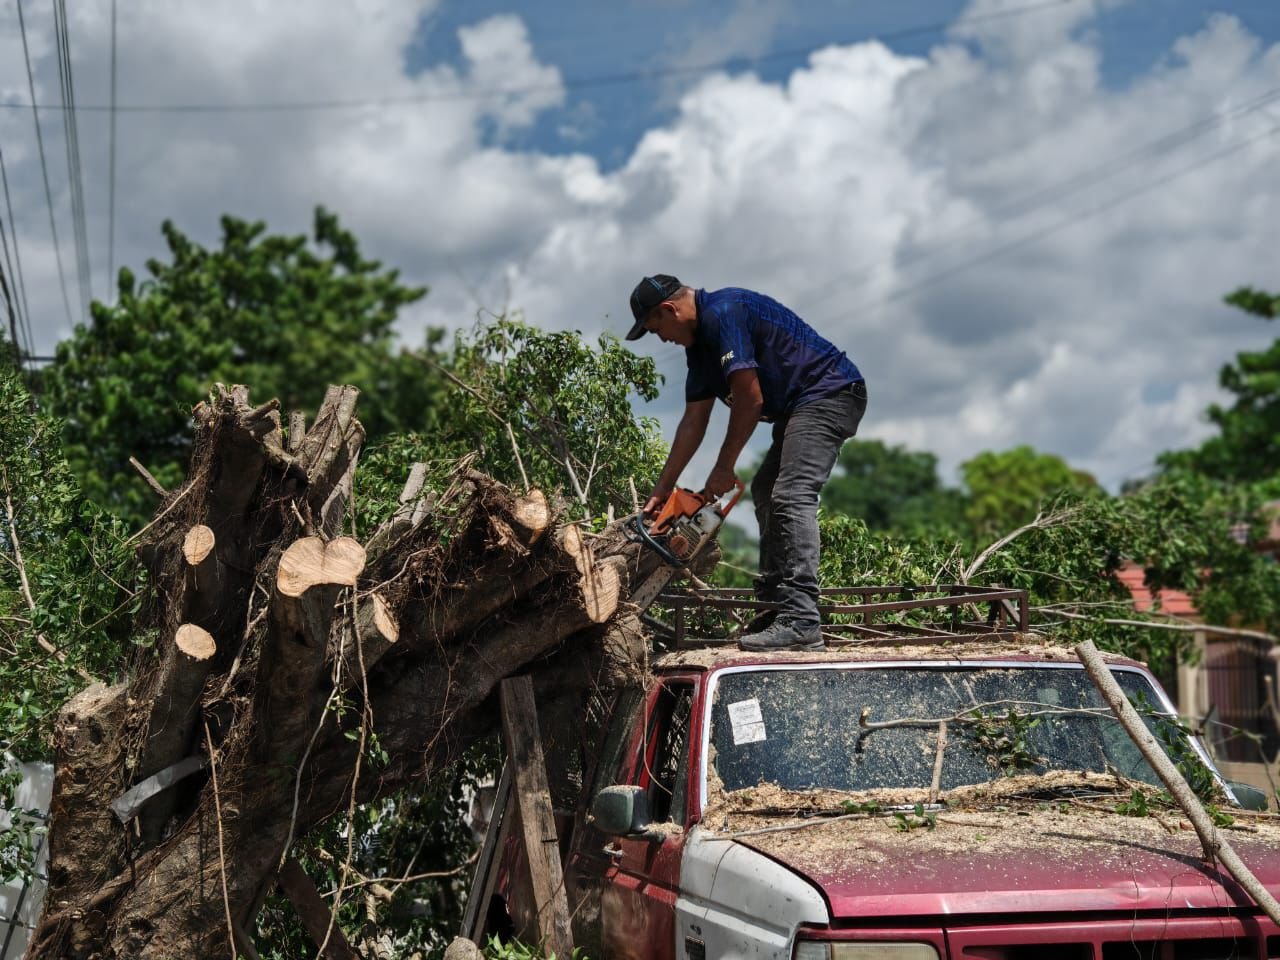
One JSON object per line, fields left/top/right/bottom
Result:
{"left": 1, "top": 0, "right": 1279, "bottom": 498}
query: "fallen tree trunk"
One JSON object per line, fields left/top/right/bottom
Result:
{"left": 29, "top": 384, "right": 660, "bottom": 959}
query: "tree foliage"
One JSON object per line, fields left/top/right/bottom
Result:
{"left": 41, "top": 208, "right": 446, "bottom": 526}
{"left": 961, "top": 445, "right": 1100, "bottom": 540}
{"left": 360, "top": 317, "right": 667, "bottom": 525}
{"left": 1159, "top": 286, "right": 1280, "bottom": 486}
{"left": 0, "top": 362, "right": 142, "bottom": 883}
{"left": 821, "top": 439, "right": 966, "bottom": 536}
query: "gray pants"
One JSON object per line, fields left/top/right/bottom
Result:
{"left": 751, "top": 382, "right": 867, "bottom": 625}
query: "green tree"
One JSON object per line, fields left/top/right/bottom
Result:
{"left": 41, "top": 208, "right": 446, "bottom": 526}
{"left": 822, "top": 438, "right": 967, "bottom": 536}
{"left": 403, "top": 316, "right": 667, "bottom": 519}
{"left": 0, "top": 360, "right": 140, "bottom": 880}
{"left": 1160, "top": 286, "right": 1280, "bottom": 486}
{"left": 961, "top": 445, "right": 1099, "bottom": 539}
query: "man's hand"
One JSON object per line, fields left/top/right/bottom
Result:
{"left": 704, "top": 465, "right": 737, "bottom": 499}
{"left": 642, "top": 486, "right": 673, "bottom": 518}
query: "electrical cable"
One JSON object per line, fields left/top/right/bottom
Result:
{"left": 0, "top": 0, "right": 1077, "bottom": 115}
{"left": 0, "top": 145, "right": 36, "bottom": 371}
{"left": 0, "top": 157, "right": 28, "bottom": 356}
{"left": 15, "top": 0, "right": 75, "bottom": 330}
{"left": 106, "top": 0, "right": 117, "bottom": 300}
{"left": 799, "top": 83, "right": 1280, "bottom": 312}
{"left": 53, "top": 0, "right": 92, "bottom": 319}
{"left": 837, "top": 120, "right": 1280, "bottom": 323}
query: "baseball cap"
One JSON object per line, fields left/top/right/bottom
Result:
{"left": 626, "top": 274, "right": 682, "bottom": 340}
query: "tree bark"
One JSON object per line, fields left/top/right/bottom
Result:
{"left": 29, "top": 383, "right": 669, "bottom": 959}
{"left": 1076, "top": 639, "right": 1280, "bottom": 926}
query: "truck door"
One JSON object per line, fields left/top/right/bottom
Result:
{"left": 599, "top": 680, "right": 696, "bottom": 960}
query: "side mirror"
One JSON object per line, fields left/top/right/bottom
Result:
{"left": 1227, "top": 781, "right": 1270, "bottom": 812}
{"left": 590, "top": 785, "right": 654, "bottom": 837}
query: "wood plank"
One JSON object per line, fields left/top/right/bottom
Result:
{"left": 277, "top": 857, "right": 359, "bottom": 960}
{"left": 500, "top": 677, "right": 574, "bottom": 958}
{"left": 461, "top": 761, "right": 513, "bottom": 943}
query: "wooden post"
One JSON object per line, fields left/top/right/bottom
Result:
{"left": 499, "top": 677, "right": 574, "bottom": 959}
{"left": 461, "top": 762, "right": 513, "bottom": 944}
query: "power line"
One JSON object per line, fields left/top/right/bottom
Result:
{"left": 0, "top": 0, "right": 1076, "bottom": 116}
{"left": 53, "top": 0, "right": 93, "bottom": 319}
{"left": 15, "top": 0, "right": 75, "bottom": 330}
{"left": 0, "top": 145, "right": 36, "bottom": 370}
{"left": 839, "top": 121, "right": 1280, "bottom": 322}
{"left": 106, "top": 0, "right": 117, "bottom": 300}
{"left": 801, "top": 83, "right": 1280, "bottom": 313}
{"left": 0, "top": 153, "right": 29, "bottom": 352}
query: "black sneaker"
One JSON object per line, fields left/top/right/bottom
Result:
{"left": 737, "top": 619, "right": 824, "bottom": 652}
{"left": 739, "top": 608, "right": 777, "bottom": 635}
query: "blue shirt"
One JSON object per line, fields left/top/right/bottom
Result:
{"left": 685, "top": 287, "right": 862, "bottom": 420}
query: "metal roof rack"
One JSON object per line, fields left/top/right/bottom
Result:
{"left": 651, "top": 584, "right": 1031, "bottom": 648}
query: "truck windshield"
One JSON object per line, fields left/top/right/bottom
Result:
{"left": 709, "top": 665, "right": 1176, "bottom": 794}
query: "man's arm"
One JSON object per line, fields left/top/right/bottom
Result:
{"left": 644, "top": 398, "right": 714, "bottom": 514}
{"left": 705, "top": 367, "right": 763, "bottom": 497}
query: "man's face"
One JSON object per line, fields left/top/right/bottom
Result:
{"left": 643, "top": 301, "right": 694, "bottom": 347}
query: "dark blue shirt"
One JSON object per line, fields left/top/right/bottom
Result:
{"left": 685, "top": 287, "right": 862, "bottom": 420}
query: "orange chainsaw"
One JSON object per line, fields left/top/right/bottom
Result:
{"left": 625, "top": 480, "right": 744, "bottom": 611}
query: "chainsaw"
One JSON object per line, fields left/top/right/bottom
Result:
{"left": 625, "top": 480, "right": 744, "bottom": 611}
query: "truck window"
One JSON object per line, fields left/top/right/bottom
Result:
{"left": 590, "top": 686, "right": 644, "bottom": 798}
{"left": 643, "top": 683, "right": 694, "bottom": 825}
{"left": 708, "top": 666, "right": 1179, "bottom": 794}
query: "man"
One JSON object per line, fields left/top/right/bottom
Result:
{"left": 626, "top": 274, "right": 867, "bottom": 651}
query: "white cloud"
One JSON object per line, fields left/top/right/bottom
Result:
{"left": 3, "top": 0, "right": 1278, "bottom": 497}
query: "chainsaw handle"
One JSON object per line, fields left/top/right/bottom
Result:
{"left": 700, "top": 478, "right": 745, "bottom": 518}
{"left": 720, "top": 479, "right": 745, "bottom": 518}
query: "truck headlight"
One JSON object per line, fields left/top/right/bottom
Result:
{"left": 795, "top": 942, "right": 941, "bottom": 960}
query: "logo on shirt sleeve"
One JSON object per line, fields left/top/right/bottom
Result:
{"left": 720, "top": 350, "right": 734, "bottom": 366}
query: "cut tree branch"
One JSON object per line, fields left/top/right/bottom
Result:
{"left": 1076, "top": 639, "right": 1280, "bottom": 927}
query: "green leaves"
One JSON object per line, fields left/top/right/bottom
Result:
{"left": 41, "top": 207, "right": 443, "bottom": 528}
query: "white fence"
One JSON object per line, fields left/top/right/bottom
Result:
{"left": 1, "top": 761, "right": 52, "bottom": 960}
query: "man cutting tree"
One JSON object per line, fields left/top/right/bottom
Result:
{"left": 626, "top": 275, "right": 867, "bottom": 651}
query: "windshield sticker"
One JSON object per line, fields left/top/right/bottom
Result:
{"left": 727, "top": 698, "right": 766, "bottom": 745}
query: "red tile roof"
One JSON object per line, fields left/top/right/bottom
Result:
{"left": 1114, "top": 561, "right": 1198, "bottom": 617}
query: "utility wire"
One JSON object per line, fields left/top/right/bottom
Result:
{"left": 106, "top": 0, "right": 117, "bottom": 300}
{"left": 838, "top": 120, "right": 1280, "bottom": 322}
{"left": 801, "top": 83, "right": 1280, "bottom": 312}
{"left": 53, "top": 0, "right": 92, "bottom": 319}
{"left": 0, "top": 0, "right": 1076, "bottom": 115}
{"left": 0, "top": 153, "right": 29, "bottom": 354}
{"left": 15, "top": 0, "right": 75, "bottom": 330}
{"left": 0, "top": 145, "right": 36, "bottom": 370}
{"left": 0, "top": 243, "right": 20, "bottom": 361}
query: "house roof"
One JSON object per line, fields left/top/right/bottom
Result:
{"left": 1114, "top": 561, "right": 1198, "bottom": 617}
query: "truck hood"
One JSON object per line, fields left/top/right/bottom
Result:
{"left": 734, "top": 808, "right": 1280, "bottom": 919}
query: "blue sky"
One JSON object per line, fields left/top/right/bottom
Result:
{"left": 412, "top": 0, "right": 1280, "bottom": 167}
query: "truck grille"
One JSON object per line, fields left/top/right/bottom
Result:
{"left": 949, "top": 918, "right": 1278, "bottom": 960}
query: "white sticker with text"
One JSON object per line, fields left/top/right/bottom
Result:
{"left": 727, "top": 698, "right": 766, "bottom": 745}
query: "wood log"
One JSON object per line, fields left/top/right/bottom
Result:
{"left": 1076, "top": 640, "right": 1280, "bottom": 926}
{"left": 277, "top": 858, "right": 359, "bottom": 960}
{"left": 263, "top": 536, "right": 367, "bottom": 763}
{"left": 277, "top": 536, "right": 365, "bottom": 600}
{"left": 336, "top": 592, "right": 400, "bottom": 686}
{"left": 174, "top": 623, "right": 216, "bottom": 660}
{"left": 30, "top": 379, "right": 683, "bottom": 958}
{"left": 182, "top": 524, "right": 215, "bottom": 565}
{"left": 134, "top": 621, "right": 219, "bottom": 845}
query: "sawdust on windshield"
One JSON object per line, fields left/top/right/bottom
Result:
{"left": 697, "top": 770, "right": 1280, "bottom": 868}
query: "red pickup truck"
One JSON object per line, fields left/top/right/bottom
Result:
{"left": 498, "top": 635, "right": 1278, "bottom": 960}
